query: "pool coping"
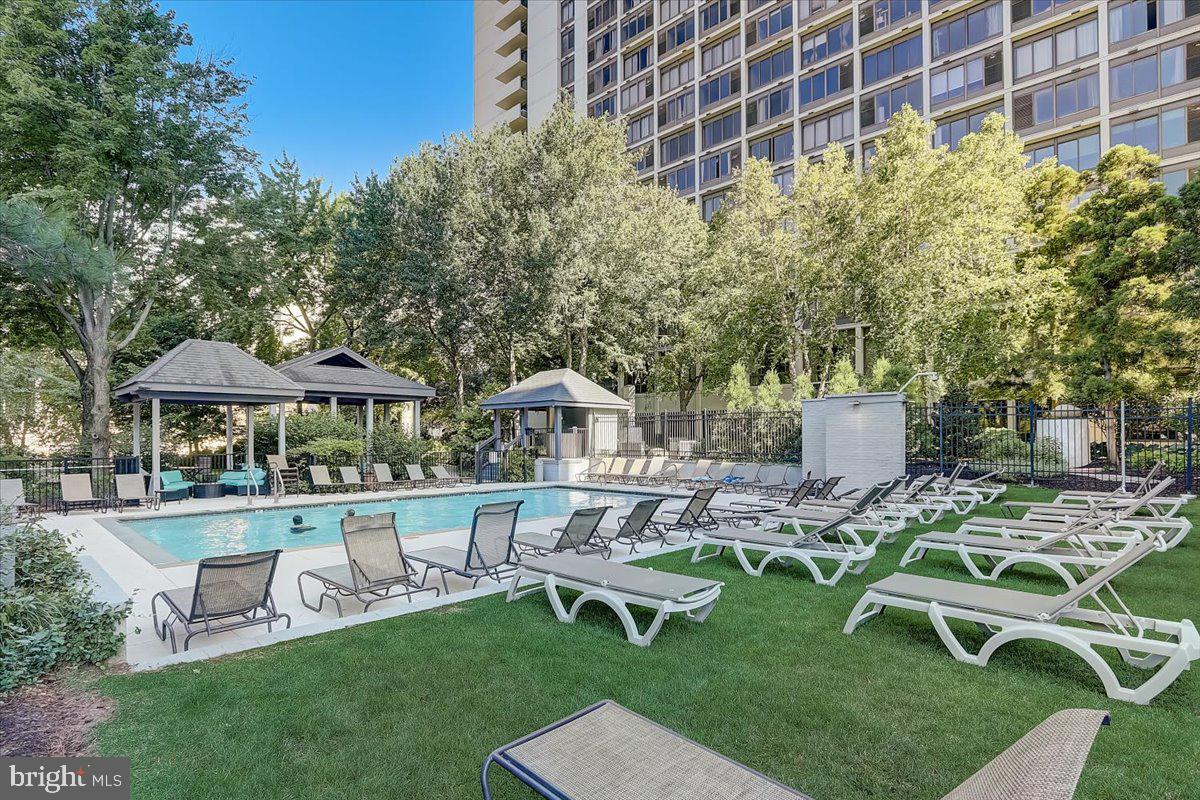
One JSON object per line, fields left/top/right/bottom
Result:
{"left": 97, "top": 483, "right": 676, "bottom": 568}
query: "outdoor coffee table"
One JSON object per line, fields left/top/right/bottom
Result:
{"left": 192, "top": 483, "right": 224, "bottom": 499}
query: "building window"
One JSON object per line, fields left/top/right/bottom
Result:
{"left": 772, "top": 167, "right": 794, "bottom": 196}
{"left": 561, "top": 0, "right": 575, "bottom": 25}
{"left": 658, "top": 16, "right": 696, "bottom": 55}
{"left": 931, "top": 49, "right": 1003, "bottom": 107}
{"left": 748, "top": 46, "right": 794, "bottom": 91}
{"left": 627, "top": 112, "right": 655, "bottom": 144}
{"left": 1013, "top": 72, "right": 1099, "bottom": 130}
{"left": 702, "top": 35, "right": 741, "bottom": 73}
{"left": 1112, "top": 115, "right": 1161, "bottom": 152}
{"left": 660, "top": 162, "right": 697, "bottom": 194}
{"left": 860, "top": 77, "right": 923, "bottom": 129}
{"left": 752, "top": 126, "right": 796, "bottom": 161}
{"left": 588, "top": 62, "right": 618, "bottom": 96}
{"left": 561, "top": 27, "right": 575, "bottom": 57}
{"left": 701, "top": 192, "right": 726, "bottom": 221}
{"left": 589, "top": 94, "right": 617, "bottom": 117}
{"left": 1111, "top": 102, "right": 1200, "bottom": 153}
{"left": 746, "top": 82, "right": 793, "bottom": 128}
{"left": 622, "top": 7, "right": 653, "bottom": 43}
{"left": 1026, "top": 130, "right": 1101, "bottom": 172}
{"left": 1160, "top": 40, "right": 1200, "bottom": 90}
{"left": 621, "top": 76, "right": 655, "bottom": 110}
{"left": 700, "top": 146, "right": 741, "bottom": 185}
{"left": 700, "top": 0, "right": 740, "bottom": 32}
{"left": 699, "top": 67, "right": 741, "bottom": 109}
{"left": 859, "top": 0, "right": 921, "bottom": 38}
{"left": 746, "top": 3, "right": 793, "bottom": 47}
{"left": 661, "top": 129, "right": 697, "bottom": 165}
{"left": 931, "top": 2, "right": 1002, "bottom": 59}
{"left": 701, "top": 108, "right": 742, "bottom": 147}
{"left": 660, "top": 0, "right": 695, "bottom": 23}
{"left": 660, "top": 57, "right": 696, "bottom": 94}
{"left": 797, "top": 0, "right": 841, "bottom": 23}
{"left": 587, "top": 29, "right": 615, "bottom": 63}
{"left": 1109, "top": 40, "right": 1199, "bottom": 103}
{"left": 798, "top": 58, "right": 853, "bottom": 107}
{"left": 1163, "top": 165, "right": 1198, "bottom": 195}
{"left": 801, "top": 16, "right": 853, "bottom": 67}
{"left": 1011, "top": 0, "right": 1072, "bottom": 25}
{"left": 801, "top": 106, "right": 852, "bottom": 153}
{"left": 624, "top": 45, "right": 653, "bottom": 76}
{"left": 933, "top": 103, "right": 1002, "bottom": 150}
{"left": 561, "top": 57, "right": 575, "bottom": 87}
{"left": 1014, "top": 16, "right": 1098, "bottom": 81}
{"left": 1110, "top": 0, "right": 1200, "bottom": 44}
{"left": 658, "top": 89, "right": 696, "bottom": 126}
{"left": 862, "top": 32, "right": 922, "bottom": 87}
{"left": 587, "top": 0, "right": 617, "bottom": 32}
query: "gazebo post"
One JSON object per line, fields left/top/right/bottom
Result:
{"left": 330, "top": 396, "right": 338, "bottom": 419}
{"left": 492, "top": 410, "right": 501, "bottom": 448}
{"left": 131, "top": 401, "right": 141, "bottom": 464}
{"left": 245, "top": 405, "right": 255, "bottom": 467}
{"left": 384, "top": 403, "right": 393, "bottom": 425}
{"left": 365, "top": 398, "right": 374, "bottom": 463}
{"left": 225, "top": 406, "right": 235, "bottom": 469}
{"left": 150, "top": 398, "right": 161, "bottom": 492}
{"left": 553, "top": 405, "right": 563, "bottom": 460}
{"left": 519, "top": 408, "right": 529, "bottom": 446}
{"left": 412, "top": 401, "right": 421, "bottom": 438}
{"left": 277, "top": 403, "right": 286, "bottom": 455}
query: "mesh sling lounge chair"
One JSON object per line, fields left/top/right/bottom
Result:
{"left": 407, "top": 500, "right": 523, "bottom": 592}
{"left": 584, "top": 456, "right": 613, "bottom": 482}
{"left": 844, "top": 535, "right": 1200, "bottom": 704}
{"left": 1056, "top": 461, "right": 1168, "bottom": 503}
{"left": 481, "top": 702, "right": 1110, "bottom": 800}
{"left": 338, "top": 466, "right": 365, "bottom": 491}
{"left": 507, "top": 552, "right": 723, "bottom": 646}
{"left": 298, "top": 512, "right": 440, "bottom": 616}
{"left": 308, "top": 464, "right": 346, "bottom": 493}
{"left": 692, "top": 512, "right": 876, "bottom": 586}
{"left": 1002, "top": 478, "right": 1185, "bottom": 519}
{"left": 931, "top": 462, "right": 1006, "bottom": 504}
{"left": 113, "top": 473, "right": 159, "bottom": 512}
{"left": 151, "top": 549, "right": 290, "bottom": 653}
{"left": 514, "top": 506, "right": 613, "bottom": 559}
{"left": 767, "top": 484, "right": 906, "bottom": 547}
{"left": 58, "top": 473, "right": 107, "bottom": 514}
{"left": 431, "top": 464, "right": 469, "bottom": 486}
{"left": 406, "top": 464, "right": 436, "bottom": 488}
{"left": 1, "top": 478, "right": 40, "bottom": 520}
{"left": 671, "top": 458, "right": 711, "bottom": 488}
{"left": 593, "top": 497, "right": 668, "bottom": 553}
{"left": 371, "top": 463, "right": 407, "bottom": 490}
{"left": 599, "top": 457, "right": 628, "bottom": 484}
{"left": 899, "top": 512, "right": 1147, "bottom": 588}
{"left": 651, "top": 487, "right": 760, "bottom": 538}
{"left": 725, "top": 478, "right": 820, "bottom": 513}
{"left": 632, "top": 456, "right": 667, "bottom": 485}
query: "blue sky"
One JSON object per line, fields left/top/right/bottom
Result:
{"left": 165, "top": 0, "right": 475, "bottom": 191}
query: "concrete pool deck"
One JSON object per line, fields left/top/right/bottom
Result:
{"left": 47, "top": 481, "right": 694, "bottom": 669}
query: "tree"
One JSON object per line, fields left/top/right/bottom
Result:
{"left": 827, "top": 358, "right": 860, "bottom": 395}
{"left": 0, "top": 0, "right": 252, "bottom": 458}
{"left": 756, "top": 370, "right": 786, "bottom": 410}
{"left": 724, "top": 362, "right": 754, "bottom": 411}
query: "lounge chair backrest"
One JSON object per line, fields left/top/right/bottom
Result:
{"left": 309, "top": 465, "right": 333, "bottom": 486}
{"left": 785, "top": 479, "right": 820, "bottom": 506}
{"left": 620, "top": 498, "right": 665, "bottom": 537}
{"left": 339, "top": 466, "right": 362, "bottom": 485}
{"left": 816, "top": 475, "right": 842, "bottom": 498}
{"left": 115, "top": 474, "right": 148, "bottom": 500}
{"left": 761, "top": 464, "right": 786, "bottom": 484}
{"left": 691, "top": 459, "right": 712, "bottom": 477}
{"left": 159, "top": 470, "right": 186, "bottom": 486}
{"left": 1, "top": 478, "right": 27, "bottom": 506}
{"left": 678, "top": 486, "right": 718, "bottom": 525}
{"left": 1133, "top": 461, "right": 1163, "bottom": 494}
{"left": 782, "top": 465, "right": 804, "bottom": 487}
{"left": 1048, "top": 534, "right": 1162, "bottom": 615}
{"left": 733, "top": 463, "right": 760, "bottom": 482}
{"left": 555, "top": 506, "right": 611, "bottom": 551}
{"left": 60, "top": 473, "right": 94, "bottom": 502}
{"left": 341, "top": 512, "right": 411, "bottom": 590}
{"left": 406, "top": 464, "right": 426, "bottom": 482}
{"left": 671, "top": 462, "right": 695, "bottom": 480}
{"left": 944, "top": 461, "right": 966, "bottom": 486}
{"left": 266, "top": 454, "right": 288, "bottom": 472}
{"left": 187, "top": 549, "right": 281, "bottom": 622}
{"left": 431, "top": 465, "right": 452, "bottom": 481}
{"left": 709, "top": 462, "right": 734, "bottom": 480}
{"left": 848, "top": 481, "right": 895, "bottom": 513}
{"left": 1033, "top": 512, "right": 1118, "bottom": 550}
{"left": 626, "top": 458, "right": 647, "bottom": 477}
{"left": 644, "top": 456, "right": 665, "bottom": 476}
{"left": 374, "top": 463, "right": 395, "bottom": 484}
{"left": 904, "top": 473, "right": 938, "bottom": 499}
{"left": 466, "top": 500, "right": 523, "bottom": 570}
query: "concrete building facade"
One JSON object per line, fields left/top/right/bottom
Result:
{"left": 476, "top": 0, "right": 1200, "bottom": 217}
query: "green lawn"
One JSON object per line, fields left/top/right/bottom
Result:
{"left": 95, "top": 486, "right": 1200, "bottom": 800}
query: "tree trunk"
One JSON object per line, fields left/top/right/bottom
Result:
{"left": 508, "top": 340, "right": 518, "bottom": 387}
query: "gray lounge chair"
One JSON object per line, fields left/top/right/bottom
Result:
{"left": 151, "top": 549, "right": 290, "bottom": 653}
{"left": 370, "top": 463, "right": 407, "bottom": 490}
{"left": 58, "top": 473, "right": 107, "bottom": 514}
{"left": 405, "top": 464, "right": 436, "bottom": 488}
{"left": 113, "top": 473, "right": 159, "bottom": 512}
{"left": 431, "top": 464, "right": 468, "bottom": 486}
{"left": 298, "top": 512, "right": 440, "bottom": 616}
{"left": 844, "top": 535, "right": 1199, "bottom": 704}
{"left": 514, "top": 506, "right": 612, "bottom": 559}
{"left": 507, "top": 552, "right": 723, "bottom": 646}
{"left": 593, "top": 497, "right": 668, "bottom": 552}
{"left": 338, "top": 466, "right": 365, "bottom": 491}
{"left": 0, "top": 478, "right": 39, "bottom": 519}
{"left": 482, "top": 703, "right": 1109, "bottom": 800}
{"left": 309, "top": 464, "right": 349, "bottom": 493}
{"left": 407, "top": 500, "right": 523, "bottom": 592}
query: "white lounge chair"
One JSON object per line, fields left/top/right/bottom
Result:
{"left": 507, "top": 552, "right": 723, "bottom": 646}
{"left": 1003, "top": 478, "right": 1187, "bottom": 521}
{"left": 844, "top": 535, "right": 1199, "bottom": 705}
{"left": 1, "top": 478, "right": 39, "bottom": 519}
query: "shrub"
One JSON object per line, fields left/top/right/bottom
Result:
{"left": 256, "top": 412, "right": 364, "bottom": 456}
{"left": 827, "top": 358, "right": 860, "bottom": 395}
{"left": 972, "top": 428, "right": 1066, "bottom": 478}
{"left": 370, "top": 425, "right": 429, "bottom": 467}
{"left": 724, "top": 362, "right": 754, "bottom": 411}
{"left": 0, "top": 523, "right": 130, "bottom": 694}
{"left": 288, "top": 437, "right": 363, "bottom": 465}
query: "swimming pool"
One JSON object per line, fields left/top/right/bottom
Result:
{"left": 116, "top": 487, "right": 659, "bottom": 564}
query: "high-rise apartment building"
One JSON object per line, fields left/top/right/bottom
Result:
{"left": 476, "top": 0, "right": 1200, "bottom": 220}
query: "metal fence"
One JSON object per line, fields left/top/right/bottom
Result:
{"left": 593, "top": 410, "right": 804, "bottom": 462}
{"left": 907, "top": 399, "right": 1196, "bottom": 492}
{"left": 474, "top": 446, "right": 537, "bottom": 484}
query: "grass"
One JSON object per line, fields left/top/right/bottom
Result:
{"left": 94, "top": 486, "right": 1199, "bottom": 799}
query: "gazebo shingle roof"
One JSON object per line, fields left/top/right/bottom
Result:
{"left": 114, "top": 339, "right": 304, "bottom": 405}
{"left": 480, "top": 368, "right": 630, "bottom": 411}
{"left": 274, "top": 346, "right": 435, "bottom": 402}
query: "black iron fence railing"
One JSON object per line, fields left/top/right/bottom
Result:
{"left": 906, "top": 400, "right": 1197, "bottom": 492}
{"left": 593, "top": 410, "right": 804, "bottom": 462}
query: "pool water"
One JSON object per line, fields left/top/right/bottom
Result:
{"left": 121, "top": 487, "right": 658, "bottom": 562}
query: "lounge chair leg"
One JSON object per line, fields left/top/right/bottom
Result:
{"left": 843, "top": 591, "right": 886, "bottom": 634}
{"left": 898, "top": 541, "right": 925, "bottom": 566}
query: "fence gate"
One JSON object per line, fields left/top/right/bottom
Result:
{"left": 906, "top": 399, "right": 1195, "bottom": 492}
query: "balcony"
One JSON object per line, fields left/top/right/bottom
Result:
{"left": 498, "top": 102, "right": 528, "bottom": 132}
{"left": 495, "top": 47, "right": 528, "bottom": 84}
{"left": 496, "top": 19, "right": 528, "bottom": 57}
{"left": 495, "top": 0, "right": 528, "bottom": 31}
{"left": 496, "top": 73, "right": 528, "bottom": 111}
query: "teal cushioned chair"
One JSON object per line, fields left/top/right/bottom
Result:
{"left": 158, "top": 470, "right": 194, "bottom": 503}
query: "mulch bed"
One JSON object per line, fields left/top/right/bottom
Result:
{"left": 0, "top": 671, "right": 119, "bottom": 757}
